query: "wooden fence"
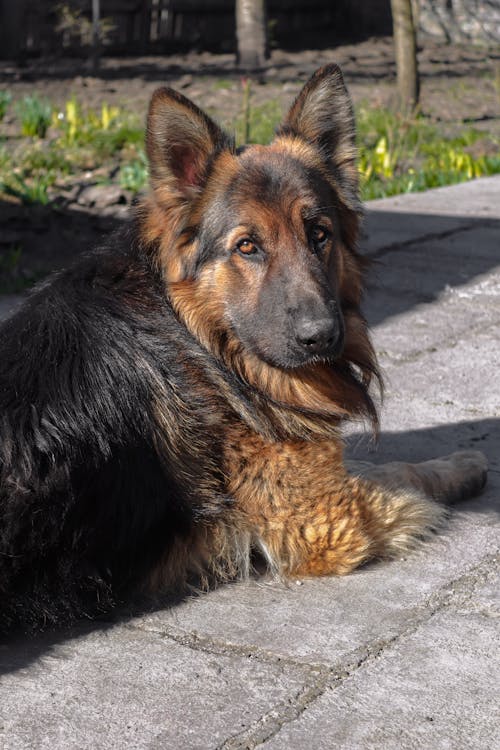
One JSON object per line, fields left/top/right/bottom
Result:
{"left": 0, "top": 0, "right": 393, "bottom": 59}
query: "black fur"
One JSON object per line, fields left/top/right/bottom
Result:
{"left": 0, "top": 226, "right": 237, "bottom": 634}
{"left": 1, "top": 65, "right": 378, "bottom": 634}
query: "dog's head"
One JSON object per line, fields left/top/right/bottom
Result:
{"left": 140, "top": 65, "right": 379, "bottom": 424}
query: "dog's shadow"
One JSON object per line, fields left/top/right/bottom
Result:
{"left": 346, "top": 417, "right": 499, "bottom": 513}
{"left": 347, "top": 416, "right": 498, "bottom": 467}
{"left": 1, "top": 416, "right": 498, "bottom": 677}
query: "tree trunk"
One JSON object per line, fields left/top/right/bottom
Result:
{"left": 91, "top": 0, "right": 101, "bottom": 73}
{"left": 391, "top": 0, "right": 420, "bottom": 112}
{"left": 235, "top": 0, "right": 268, "bottom": 70}
{"left": 0, "top": 0, "right": 25, "bottom": 60}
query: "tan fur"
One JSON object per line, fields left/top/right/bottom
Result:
{"left": 141, "top": 67, "right": 488, "bottom": 592}
{"left": 221, "top": 428, "right": 448, "bottom": 578}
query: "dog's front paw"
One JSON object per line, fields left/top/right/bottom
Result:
{"left": 436, "top": 450, "right": 488, "bottom": 504}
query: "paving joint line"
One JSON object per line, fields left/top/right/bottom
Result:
{"left": 125, "top": 552, "right": 499, "bottom": 749}
{"left": 125, "top": 621, "right": 327, "bottom": 674}
{"left": 375, "top": 315, "right": 500, "bottom": 368}
{"left": 216, "top": 552, "right": 499, "bottom": 749}
{"left": 126, "top": 552, "right": 499, "bottom": 671}
{"left": 364, "top": 218, "right": 497, "bottom": 260}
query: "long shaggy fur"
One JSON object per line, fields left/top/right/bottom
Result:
{"left": 0, "top": 66, "right": 487, "bottom": 634}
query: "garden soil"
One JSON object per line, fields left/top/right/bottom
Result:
{"left": 0, "top": 36, "right": 498, "bottom": 285}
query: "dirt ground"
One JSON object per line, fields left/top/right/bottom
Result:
{"left": 0, "top": 36, "right": 499, "bottom": 289}
{"left": 2, "top": 36, "right": 498, "bottom": 125}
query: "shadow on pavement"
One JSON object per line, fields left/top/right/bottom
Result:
{"left": 1, "top": 198, "right": 499, "bottom": 329}
{"left": 346, "top": 417, "right": 499, "bottom": 471}
{"left": 1, "top": 195, "right": 498, "bottom": 672}
{"left": 360, "top": 210, "right": 500, "bottom": 327}
{"left": 1, "top": 415, "right": 497, "bottom": 677}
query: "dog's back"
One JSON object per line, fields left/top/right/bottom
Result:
{"left": 0, "top": 65, "right": 487, "bottom": 634}
{"left": 0, "top": 233, "right": 234, "bottom": 631}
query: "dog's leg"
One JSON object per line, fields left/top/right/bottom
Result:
{"left": 228, "top": 439, "right": 488, "bottom": 578}
{"left": 346, "top": 450, "right": 488, "bottom": 505}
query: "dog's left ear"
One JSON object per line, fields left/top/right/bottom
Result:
{"left": 278, "top": 64, "right": 359, "bottom": 210}
{"left": 146, "top": 87, "right": 232, "bottom": 205}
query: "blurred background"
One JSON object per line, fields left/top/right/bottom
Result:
{"left": 0, "top": 0, "right": 498, "bottom": 291}
{"left": 1, "top": 1, "right": 498, "bottom": 59}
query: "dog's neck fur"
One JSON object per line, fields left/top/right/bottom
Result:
{"left": 135, "top": 205, "right": 380, "bottom": 442}
{"left": 167, "top": 276, "right": 379, "bottom": 443}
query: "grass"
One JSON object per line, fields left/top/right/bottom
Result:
{"left": 57, "top": 98, "right": 143, "bottom": 159}
{"left": 356, "top": 105, "right": 500, "bottom": 199}
{"left": 0, "top": 88, "right": 498, "bottom": 211}
{"left": 0, "top": 90, "right": 12, "bottom": 121}
{"left": 0, "top": 172, "right": 54, "bottom": 205}
{"left": 0, "top": 97, "right": 148, "bottom": 204}
{"left": 15, "top": 95, "right": 52, "bottom": 138}
{"left": 119, "top": 153, "right": 148, "bottom": 192}
{"left": 213, "top": 79, "right": 233, "bottom": 90}
{"left": 234, "top": 93, "right": 282, "bottom": 145}
{"left": 230, "top": 85, "right": 499, "bottom": 200}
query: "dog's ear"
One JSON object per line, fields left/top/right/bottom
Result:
{"left": 146, "top": 87, "right": 232, "bottom": 204}
{"left": 278, "top": 64, "right": 359, "bottom": 210}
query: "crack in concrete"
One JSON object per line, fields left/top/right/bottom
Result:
{"left": 221, "top": 553, "right": 500, "bottom": 749}
{"left": 126, "top": 622, "right": 326, "bottom": 673}
{"left": 127, "top": 552, "right": 499, "bottom": 749}
{"left": 375, "top": 315, "right": 500, "bottom": 368}
{"left": 365, "top": 219, "right": 497, "bottom": 260}
{"left": 217, "top": 670, "right": 331, "bottom": 750}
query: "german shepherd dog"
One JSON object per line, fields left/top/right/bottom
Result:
{"left": 0, "top": 66, "right": 487, "bottom": 633}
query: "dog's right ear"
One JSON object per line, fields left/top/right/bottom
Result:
{"left": 277, "top": 65, "right": 359, "bottom": 212}
{"left": 146, "top": 88, "right": 233, "bottom": 206}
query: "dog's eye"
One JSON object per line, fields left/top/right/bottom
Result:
{"left": 235, "top": 238, "right": 258, "bottom": 256}
{"left": 310, "top": 225, "right": 330, "bottom": 249}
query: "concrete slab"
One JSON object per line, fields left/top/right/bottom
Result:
{"left": 367, "top": 294, "right": 500, "bottom": 365}
{"left": 133, "top": 513, "right": 499, "bottom": 666}
{"left": 362, "top": 175, "right": 500, "bottom": 255}
{"left": 0, "top": 624, "right": 306, "bottom": 750}
{"left": 1, "top": 176, "right": 499, "bottom": 749}
{"left": 364, "top": 225, "right": 500, "bottom": 327}
{"left": 367, "top": 176, "right": 500, "bottom": 220}
{"left": 263, "top": 605, "right": 500, "bottom": 750}
{"left": 375, "top": 332, "right": 499, "bottom": 429}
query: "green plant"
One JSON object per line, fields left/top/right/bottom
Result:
{"left": 355, "top": 103, "right": 500, "bottom": 200}
{"left": 0, "top": 90, "right": 12, "bottom": 121}
{"left": 0, "top": 244, "right": 44, "bottom": 294}
{"left": 56, "top": 3, "right": 115, "bottom": 46}
{"left": 60, "top": 96, "right": 81, "bottom": 144}
{"left": 15, "top": 95, "right": 52, "bottom": 138}
{"left": 0, "top": 245, "right": 23, "bottom": 294}
{"left": 0, "top": 172, "right": 54, "bottom": 205}
{"left": 0, "top": 145, "right": 10, "bottom": 170}
{"left": 20, "top": 143, "right": 71, "bottom": 174}
{"left": 241, "top": 79, "right": 251, "bottom": 143}
{"left": 234, "top": 92, "right": 281, "bottom": 145}
{"left": 91, "top": 121, "right": 143, "bottom": 159}
{"left": 0, "top": 244, "right": 22, "bottom": 274}
{"left": 58, "top": 98, "right": 120, "bottom": 145}
{"left": 213, "top": 79, "right": 233, "bottom": 90}
{"left": 56, "top": 98, "right": 143, "bottom": 159}
{"left": 119, "top": 153, "right": 148, "bottom": 193}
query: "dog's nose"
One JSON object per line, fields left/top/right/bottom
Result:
{"left": 295, "top": 317, "right": 339, "bottom": 355}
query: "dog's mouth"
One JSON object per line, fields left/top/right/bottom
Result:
{"left": 255, "top": 331, "right": 345, "bottom": 371}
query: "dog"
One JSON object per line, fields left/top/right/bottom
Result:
{"left": 0, "top": 65, "right": 488, "bottom": 633}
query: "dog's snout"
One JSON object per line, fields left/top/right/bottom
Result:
{"left": 295, "top": 316, "right": 339, "bottom": 355}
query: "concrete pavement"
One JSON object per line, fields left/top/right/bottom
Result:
{"left": 1, "top": 176, "right": 499, "bottom": 749}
